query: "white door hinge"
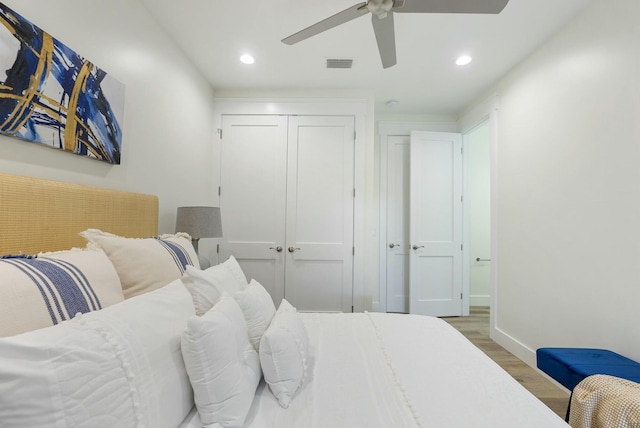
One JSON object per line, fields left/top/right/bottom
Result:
{"left": 217, "top": 128, "right": 222, "bottom": 139}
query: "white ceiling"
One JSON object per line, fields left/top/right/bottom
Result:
{"left": 139, "top": 0, "right": 594, "bottom": 115}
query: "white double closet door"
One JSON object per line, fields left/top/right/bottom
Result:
{"left": 219, "top": 115, "right": 355, "bottom": 312}
{"left": 386, "top": 131, "right": 463, "bottom": 317}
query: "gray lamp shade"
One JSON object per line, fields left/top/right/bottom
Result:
{"left": 175, "top": 206, "right": 223, "bottom": 239}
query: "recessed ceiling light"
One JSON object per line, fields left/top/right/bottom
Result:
{"left": 456, "top": 55, "right": 472, "bottom": 66}
{"left": 240, "top": 54, "right": 255, "bottom": 65}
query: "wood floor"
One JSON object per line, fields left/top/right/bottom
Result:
{"left": 442, "top": 306, "right": 570, "bottom": 419}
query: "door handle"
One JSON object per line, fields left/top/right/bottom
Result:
{"left": 412, "top": 245, "right": 425, "bottom": 250}
{"left": 288, "top": 246, "right": 301, "bottom": 253}
{"left": 388, "top": 243, "right": 400, "bottom": 249}
{"left": 269, "top": 246, "right": 283, "bottom": 252}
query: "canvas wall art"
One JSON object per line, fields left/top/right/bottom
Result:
{"left": 0, "top": 3, "right": 125, "bottom": 164}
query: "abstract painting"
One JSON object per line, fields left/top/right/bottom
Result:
{"left": 0, "top": 3, "right": 124, "bottom": 164}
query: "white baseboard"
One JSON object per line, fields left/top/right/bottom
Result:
{"left": 491, "top": 326, "right": 571, "bottom": 394}
{"left": 470, "top": 294, "right": 491, "bottom": 307}
{"left": 491, "top": 324, "right": 538, "bottom": 369}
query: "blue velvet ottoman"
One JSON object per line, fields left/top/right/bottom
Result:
{"left": 536, "top": 348, "right": 640, "bottom": 391}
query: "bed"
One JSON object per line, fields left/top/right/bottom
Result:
{"left": 178, "top": 310, "right": 568, "bottom": 428}
{"left": 0, "top": 172, "right": 569, "bottom": 428}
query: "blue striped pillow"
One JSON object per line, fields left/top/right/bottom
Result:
{"left": 0, "top": 249, "right": 124, "bottom": 337}
{"left": 81, "top": 229, "right": 200, "bottom": 299}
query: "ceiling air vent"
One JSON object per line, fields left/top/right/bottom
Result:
{"left": 326, "top": 58, "right": 353, "bottom": 69}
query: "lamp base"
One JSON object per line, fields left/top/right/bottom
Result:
{"left": 191, "top": 238, "right": 211, "bottom": 269}
{"left": 198, "top": 254, "right": 211, "bottom": 269}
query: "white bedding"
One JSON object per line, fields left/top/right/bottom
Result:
{"left": 180, "top": 312, "right": 568, "bottom": 428}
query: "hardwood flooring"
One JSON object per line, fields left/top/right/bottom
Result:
{"left": 442, "top": 306, "right": 570, "bottom": 419}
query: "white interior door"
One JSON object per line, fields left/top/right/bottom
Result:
{"left": 219, "top": 115, "right": 288, "bottom": 305}
{"left": 386, "top": 135, "right": 410, "bottom": 313}
{"left": 284, "top": 116, "right": 355, "bottom": 312}
{"left": 409, "top": 131, "right": 463, "bottom": 317}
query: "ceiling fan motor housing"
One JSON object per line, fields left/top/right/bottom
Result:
{"left": 367, "top": 0, "right": 395, "bottom": 19}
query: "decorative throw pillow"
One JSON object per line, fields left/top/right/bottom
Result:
{"left": 80, "top": 229, "right": 199, "bottom": 298}
{"left": 181, "top": 293, "right": 261, "bottom": 428}
{"left": 182, "top": 256, "right": 248, "bottom": 315}
{"left": 0, "top": 279, "right": 195, "bottom": 428}
{"left": 234, "top": 279, "right": 276, "bottom": 351}
{"left": 259, "top": 299, "right": 310, "bottom": 408}
{"left": 0, "top": 248, "right": 124, "bottom": 337}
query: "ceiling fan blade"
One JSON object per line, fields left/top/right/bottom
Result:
{"left": 282, "top": 2, "right": 369, "bottom": 45}
{"left": 371, "top": 12, "right": 396, "bottom": 69}
{"left": 394, "top": 0, "right": 509, "bottom": 14}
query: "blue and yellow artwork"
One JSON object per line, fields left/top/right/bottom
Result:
{"left": 0, "top": 3, "right": 124, "bottom": 164}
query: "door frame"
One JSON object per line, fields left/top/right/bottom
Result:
{"left": 377, "top": 95, "right": 498, "bottom": 317}
{"left": 377, "top": 120, "right": 458, "bottom": 313}
{"left": 212, "top": 98, "right": 368, "bottom": 312}
{"left": 458, "top": 94, "right": 499, "bottom": 330}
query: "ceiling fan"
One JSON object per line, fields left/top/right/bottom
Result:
{"left": 282, "top": 0, "right": 510, "bottom": 68}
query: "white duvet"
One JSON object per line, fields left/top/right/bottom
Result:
{"left": 181, "top": 313, "right": 568, "bottom": 428}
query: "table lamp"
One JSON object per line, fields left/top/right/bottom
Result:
{"left": 175, "top": 206, "right": 222, "bottom": 268}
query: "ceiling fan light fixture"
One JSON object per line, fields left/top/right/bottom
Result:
{"left": 456, "top": 55, "right": 472, "bottom": 66}
{"left": 240, "top": 54, "right": 255, "bottom": 65}
{"left": 367, "top": 0, "right": 394, "bottom": 19}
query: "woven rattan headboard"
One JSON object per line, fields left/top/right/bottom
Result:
{"left": 0, "top": 172, "right": 159, "bottom": 254}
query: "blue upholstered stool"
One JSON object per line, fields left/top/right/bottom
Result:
{"left": 536, "top": 348, "right": 640, "bottom": 391}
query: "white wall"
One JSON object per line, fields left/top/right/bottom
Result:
{"left": 0, "top": 1, "right": 216, "bottom": 248}
{"left": 478, "top": 0, "right": 640, "bottom": 364}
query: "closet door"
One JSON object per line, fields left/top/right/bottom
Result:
{"left": 409, "top": 131, "right": 463, "bottom": 317}
{"left": 219, "top": 115, "right": 288, "bottom": 305}
{"left": 284, "top": 116, "right": 355, "bottom": 312}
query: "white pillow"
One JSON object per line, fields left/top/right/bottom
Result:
{"left": 181, "top": 294, "right": 261, "bottom": 428}
{"left": 259, "top": 299, "right": 310, "bottom": 408}
{"left": 224, "top": 255, "right": 249, "bottom": 287}
{"left": 0, "top": 279, "right": 195, "bottom": 428}
{"left": 183, "top": 256, "right": 248, "bottom": 315}
{"left": 80, "top": 229, "right": 200, "bottom": 299}
{"left": 234, "top": 279, "right": 276, "bottom": 351}
{"left": 0, "top": 248, "right": 124, "bottom": 337}
{"left": 182, "top": 265, "right": 222, "bottom": 316}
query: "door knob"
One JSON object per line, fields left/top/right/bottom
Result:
{"left": 269, "top": 246, "right": 283, "bottom": 252}
{"left": 288, "top": 246, "right": 301, "bottom": 253}
{"left": 412, "top": 245, "right": 425, "bottom": 250}
{"left": 389, "top": 243, "right": 400, "bottom": 249}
